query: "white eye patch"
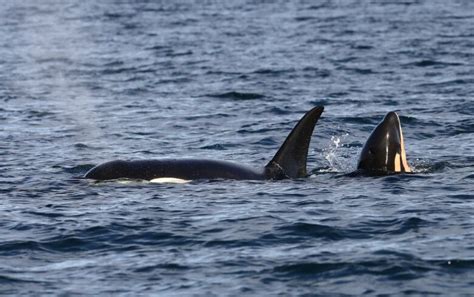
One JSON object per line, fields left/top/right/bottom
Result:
{"left": 394, "top": 153, "right": 401, "bottom": 172}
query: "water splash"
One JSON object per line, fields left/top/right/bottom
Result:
{"left": 320, "top": 133, "right": 355, "bottom": 173}
{"left": 325, "top": 135, "right": 341, "bottom": 170}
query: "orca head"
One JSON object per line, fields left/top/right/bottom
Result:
{"left": 357, "top": 111, "right": 411, "bottom": 173}
{"left": 264, "top": 106, "right": 324, "bottom": 179}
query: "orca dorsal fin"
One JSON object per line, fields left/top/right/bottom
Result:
{"left": 264, "top": 106, "right": 324, "bottom": 179}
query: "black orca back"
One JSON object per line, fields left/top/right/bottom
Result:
{"left": 84, "top": 106, "right": 324, "bottom": 181}
{"left": 85, "top": 159, "right": 263, "bottom": 181}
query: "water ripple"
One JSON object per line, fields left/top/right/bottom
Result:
{"left": 1, "top": 0, "right": 473, "bottom": 295}
{"left": 206, "top": 91, "right": 265, "bottom": 100}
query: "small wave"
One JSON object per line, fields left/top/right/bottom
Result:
{"left": 337, "top": 66, "right": 375, "bottom": 75}
{"left": 183, "top": 113, "right": 230, "bottom": 120}
{"left": 0, "top": 274, "right": 43, "bottom": 284}
{"left": 206, "top": 91, "right": 265, "bottom": 100}
{"left": 444, "top": 118, "right": 474, "bottom": 136}
{"left": 418, "top": 78, "right": 474, "bottom": 88}
{"left": 102, "top": 60, "right": 125, "bottom": 67}
{"left": 373, "top": 250, "right": 474, "bottom": 270}
{"left": 202, "top": 238, "right": 263, "bottom": 248}
{"left": 268, "top": 106, "right": 292, "bottom": 115}
{"left": 308, "top": 3, "right": 330, "bottom": 10}
{"left": 277, "top": 222, "right": 345, "bottom": 241}
{"left": 272, "top": 256, "right": 426, "bottom": 280}
{"left": 26, "top": 110, "right": 57, "bottom": 119}
{"left": 165, "top": 50, "right": 193, "bottom": 57}
{"left": 447, "top": 194, "right": 473, "bottom": 200}
{"left": 199, "top": 143, "right": 230, "bottom": 150}
{"left": 446, "top": 101, "right": 474, "bottom": 116}
{"left": 251, "top": 68, "right": 293, "bottom": 76}
{"left": 112, "top": 231, "right": 192, "bottom": 247}
{"left": 237, "top": 127, "right": 277, "bottom": 134}
{"left": 438, "top": 259, "right": 474, "bottom": 269}
{"left": 145, "top": 45, "right": 168, "bottom": 51}
{"left": 301, "top": 66, "right": 331, "bottom": 78}
{"left": 134, "top": 263, "right": 189, "bottom": 273}
{"left": 0, "top": 240, "right": 47, "bottom": 253}
{"left": 33, "top": 57, "right": 73, "bottom": 65}
{"left": 273, "top": 262, "right": 345, "bottom": 276}
{"left": 103, "top": 12, "right": 134, "bottom": 19}
{"left": 252, "top": 137, "right": 277, "bottom": 146}
{"left": 407, "top": 60, "right": 464, "bottom": 67}
{"left": 352, "top": 217, "right": 431, "bottom": 236}
{"left": 24, "top": 211, "right": 65, "bottom": 218}
{"left": 339, "top": 114, "right": 407, "bottom": 125}
{"left": 326, "top": 91, "right": 350, "bottom": 98}
{"left": 32, "top": 228, "right": 191, "bottom": 253}
{"left": 294, "top": 16, "right": 316, "bottom": 22}
{"left": 462, "top": 173, "right": 474, "bottom": 180}
{"left": 349, "top": 67, "right": 375, "bottom": 74}
{"left": 351, "top": 44, "right": 373, "bottom": 50}
{"left": 40, "top": 236, "right": 109, "bottom": 252}
{"left": 273, "top": 255, "right": 474, "bottom": 285}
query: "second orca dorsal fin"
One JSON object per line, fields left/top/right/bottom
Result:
{"left": 264, "top": 106, "right": 324, "bottom": 179}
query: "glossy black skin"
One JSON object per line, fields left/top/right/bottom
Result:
{"left": 85, "top": 106, "right": 324, "bottom": 181}
{"left": 85, "top": 159, "right": 266, "bottom": 180}
{"left": 357, "top": 111, "right": 407, "bottom": 173}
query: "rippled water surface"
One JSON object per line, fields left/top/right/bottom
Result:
{"left": 1, "top": 1, "right": 473, "bottom": 296}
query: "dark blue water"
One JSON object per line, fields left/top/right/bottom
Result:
{"left": 1, "top": 1, "right": 473, "bottom": 295}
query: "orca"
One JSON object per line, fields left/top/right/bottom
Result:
{"left": 357, "top": 111, "right": 411, "bottom": 173}
{"left": 84, "top": 106, "right": 324, "bottom": 181}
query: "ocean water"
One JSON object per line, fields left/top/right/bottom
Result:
{"left": 1, "top": 1, "right": 473, "bottom": 296}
